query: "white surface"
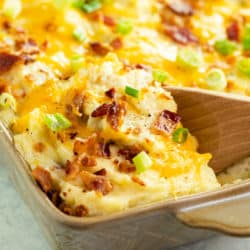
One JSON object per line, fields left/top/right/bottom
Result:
{"left": 1, "top": 164, "right": 250, "bottom": 250}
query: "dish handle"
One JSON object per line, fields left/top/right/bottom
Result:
{"left": 175, "top": 183, "right": 250, "bottom": 236}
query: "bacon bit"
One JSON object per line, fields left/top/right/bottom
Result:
{"left": 33, "top": 142, "right": 45, "bottom": 153}
{"left": 167, "top": 0, "right": 194, "bottom": 16}
{"left": 90, "top": 42, "right": 110, "bottom": 56}
{"left": 118, "top": 160, "right": 136, "bottom": 173}
{"left": 73, "top": 134, "right": 111, "bottom": 158}
{"left": 0, "top": 52, "right": 21, "bottom": 74}
{"left": 91, "top": 103, "right": 112, "bottom": 117}
{"left": 103, "top": 15, "right": 116, "bottom": 27}
{"left": 107, "top": 101, "right": 126, "bottom": 130}
{"left": 80, "top": 170, "right": 112, "bottom": 195}
{"left": 73, "top": 91, "right": 85, "bottom": 114}
{"left": 131, "top": 176, "right": 145, "bottom": 186}
{"left": 59, "top": 203, "right": 75, "bottom": 216}
{"left": 81, "top": 156, "right": 97, "bottom": 167}
{"left": 69, "top": 132, "right": 78, "bottom": 140}
{"left": 75, "top": 205, "right": 88, "bottom": 217}
{"left": 95, "top": 168, "right": 107, "bottom": 176}
{"left": 154, "top": 110, "right": 181, "bottom": 134}
{"left": 15, "top": 38, "right": 40, "bottom": 55}
{"left": 118, "top": 145, "right": 142, "bottom": 162}
{"left": 65, "top": 159, "right": 81, "bottom": 179}
{"left": 164, "top": 25, "right": 199, "bottom": 45}
{"left": 105, "top": 88, "right": 115, "bottom": 99}
{"left": 135, "top": 64, "right": 151, "bottom": 71}
{"left": 110, "top": 37, "right": 123, "bottom": 50}
{"left": 226, "top": 21, "right": 239, "bottom": 42}
{"left": 0, "top": 83, "right": 6, "bottom": 94}
{"left": 32, "top": 167, "right": 53, "bottom": 193}
{"left": 2, "top": 21, "right": 11, "bottom": 30}
{"left": 48, "top": 190, "right": 62, "bottom": 207}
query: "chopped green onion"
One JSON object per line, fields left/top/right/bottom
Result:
{"left": 152, "top": 69, "right": 168, "bottom": 83}
{"left": 242, "top": 24, "right": 250, "bottom": 51}
{"left": 172, "top": 128, "right": 189, "bottom": 144}
{"left": 176, "top": 48, "right": 202, "bottom": 69}
{"left": 54, "top": 0, "right": 73, "bottom": 9}
{"left": 214, "top": 39, "right": 237, "bottom": 56}
{"left": 0, "top": 93, "right": 16, "bottom": 111}
{"left": 116, "top": 19, "right": 133, "bottom": 35}
{"left": 125, "top": 86, "right": 139, "bottom": 98}
{"left": 71, "top": 54, "right": 84, "bottom": 72}
{"left": 74, "top": 0, "right": 102, "bottom": 13}
{"left": 72, "top": 28, "right": 85, "bottom": 42}
{"left": 237, "top": 58, "right": 250, "bottom": 77}
{"left": 132, "top": 151, "right": 152, "bottom": 174}
{"left": 3, "top": 0, "right": 22, "bottom": 19}
{"left": 44, "top": 113, "right": 72, "bottom": 132}
{"left": 205, "top": 68, "right": 227, "bottom": 91}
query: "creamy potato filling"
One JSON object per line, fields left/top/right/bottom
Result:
{"left": 0, "top": 0, "right": 249, "bottom": 216}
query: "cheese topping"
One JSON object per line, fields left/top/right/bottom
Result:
{"left": 4, "top": 0, "right": 250, "bottom": 216}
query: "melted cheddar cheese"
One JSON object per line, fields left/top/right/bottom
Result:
{"left": 4, "top": 0, "right": 250, "bottom": 216}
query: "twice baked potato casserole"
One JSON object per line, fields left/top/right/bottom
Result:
{"left": 0, "top": 0, "right": 250, "bottom": 217}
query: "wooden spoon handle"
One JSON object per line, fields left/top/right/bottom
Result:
{"left": 168, "top": 87, "right": 250, "bottom": 173}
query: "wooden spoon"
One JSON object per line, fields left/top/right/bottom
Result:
{"left": 167, "top": 86, "right": 250, "bottom": 173}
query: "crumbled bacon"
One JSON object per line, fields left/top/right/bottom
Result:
{"left": 66, "top": 159, "right": 81, "bottom": 179}
{"left": 105, "top": 88, "right": 115, "bottom": 99}
{"left": 33, "top": 142, "right": 45, "bottom": 153}
{"left": 15, "top": 38, "right": 40, "bottom": 55}
{"left": 81, "top": 156, "right": 97, "bottom": 167}
{"left": 167, "top": 0, "right": 194, "bottom": 16}
{"left": 80, "top": 170, "right": 112, "bottom": 195}
{"left": 163, "top": 25, "right": 199, "bottom": 45}
{"left": 75, "top": 205, "right": 88, "bottom": 217}
{"left": 154, "top": 110, "right": 181, "bottom": 134}
{"left": 135, "top": 64, "right": 151, "bottom": 71}
{"left": 107, "top": 101, "right": 126, "bottom": 130}
{"left": 73, "top": 134, "right": 111, "bottom": 158}
{"left": 110, "top": 37, "right": 123, "bottom": 50}
{"left": 2, "top": 21, "right": 11, "bottom": 30}
{"left": 0, "top": 52, "right": 21, "bottom": 74}
{"left": 90, "top": 42, "right": 110, "bottom": 56}
{"left": 48, "top": 190, "right": 62, "bottom": 207}
{"left": 95, "top": 168, "right": 107, "bottom": 176}
{"left": 32, "top": 167, "right": 53, "bottom": 193}
{"left": 103, "top": 15, "right": 116, "bottom": 27}
{"left": 118, "top": 145, "right": 142, "bottom": 162}
{"left": 59, "top": 203, "right": 75, "bottom": 216}
{"left": 226, "top": 21, "right": 239, "bottom": 42}
{"left": 0, "top": 83, "right": 6, "bottom": 94}
{"left": 73, "top": 91, "right": 85, "bottom": 114}
{"left": 131, "top": 176, "right": 145, "bottom": 186}
{"left": 118, "top": 160, "right": 136, "bottom": 173}
{"left": 91, "top": 103, "right": 112, "bottom": 117}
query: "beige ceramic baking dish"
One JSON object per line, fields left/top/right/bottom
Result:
{"left": 1, "top": 118, "right": 250, "bottom": 250}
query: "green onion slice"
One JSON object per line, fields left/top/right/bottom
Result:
{"left": 214, "top": 39, "right": 237, "bottom": 56}
{"left": 172, "top": 128, "right": 189, "bottom": 144}
{"left": 72, "top": 28, "right": 85, "bottom": 42}
{"left": 0, "top": 93, "right": 16, "bottom": 111}
{"left": 116, "top": 19, "right": 133, "bottom": 35}
{"left": 74, "top": 0, "right": 102, "bottom": 13}
{"left": 71, "top": 54, "right": 84, "bottom": 72}
{"left": 132, "top": 151, "right": 152, "bottom": 174}
{"left": 44, "top": 113, "right": 72, "bottom": 132}
{"left": 152, "top": 69, "right": 168, "bottom": 83}
{"left": 205, "top": 68, "right": 227, "bottom": 91}
{"left": 237, "top": 58, "right": 250, "bottom": 77}
{"left": 125, "top": 86, "right": 139, "bottom": 98}
{"left": 242, "top": 24, "right": 250, "bottom": 51}
{"left": 3, "top": 0, "right": 22, "bottom": 18}
{"left": 176, "top": 48, "right": 202, "bottom": 69}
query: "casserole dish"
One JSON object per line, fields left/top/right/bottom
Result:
{"left": 1, "top": 119, "right": 250, "bottom": 250}
{"left": 1, "top": 0, "right": 250, "bottom": 249}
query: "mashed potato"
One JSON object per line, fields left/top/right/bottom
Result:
{"left": 1, "top": 0, "right": 250, "bottom": 216}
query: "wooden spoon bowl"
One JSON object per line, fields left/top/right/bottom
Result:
{"left": 167, "top": 86, "right": 250, "bottom": 173}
